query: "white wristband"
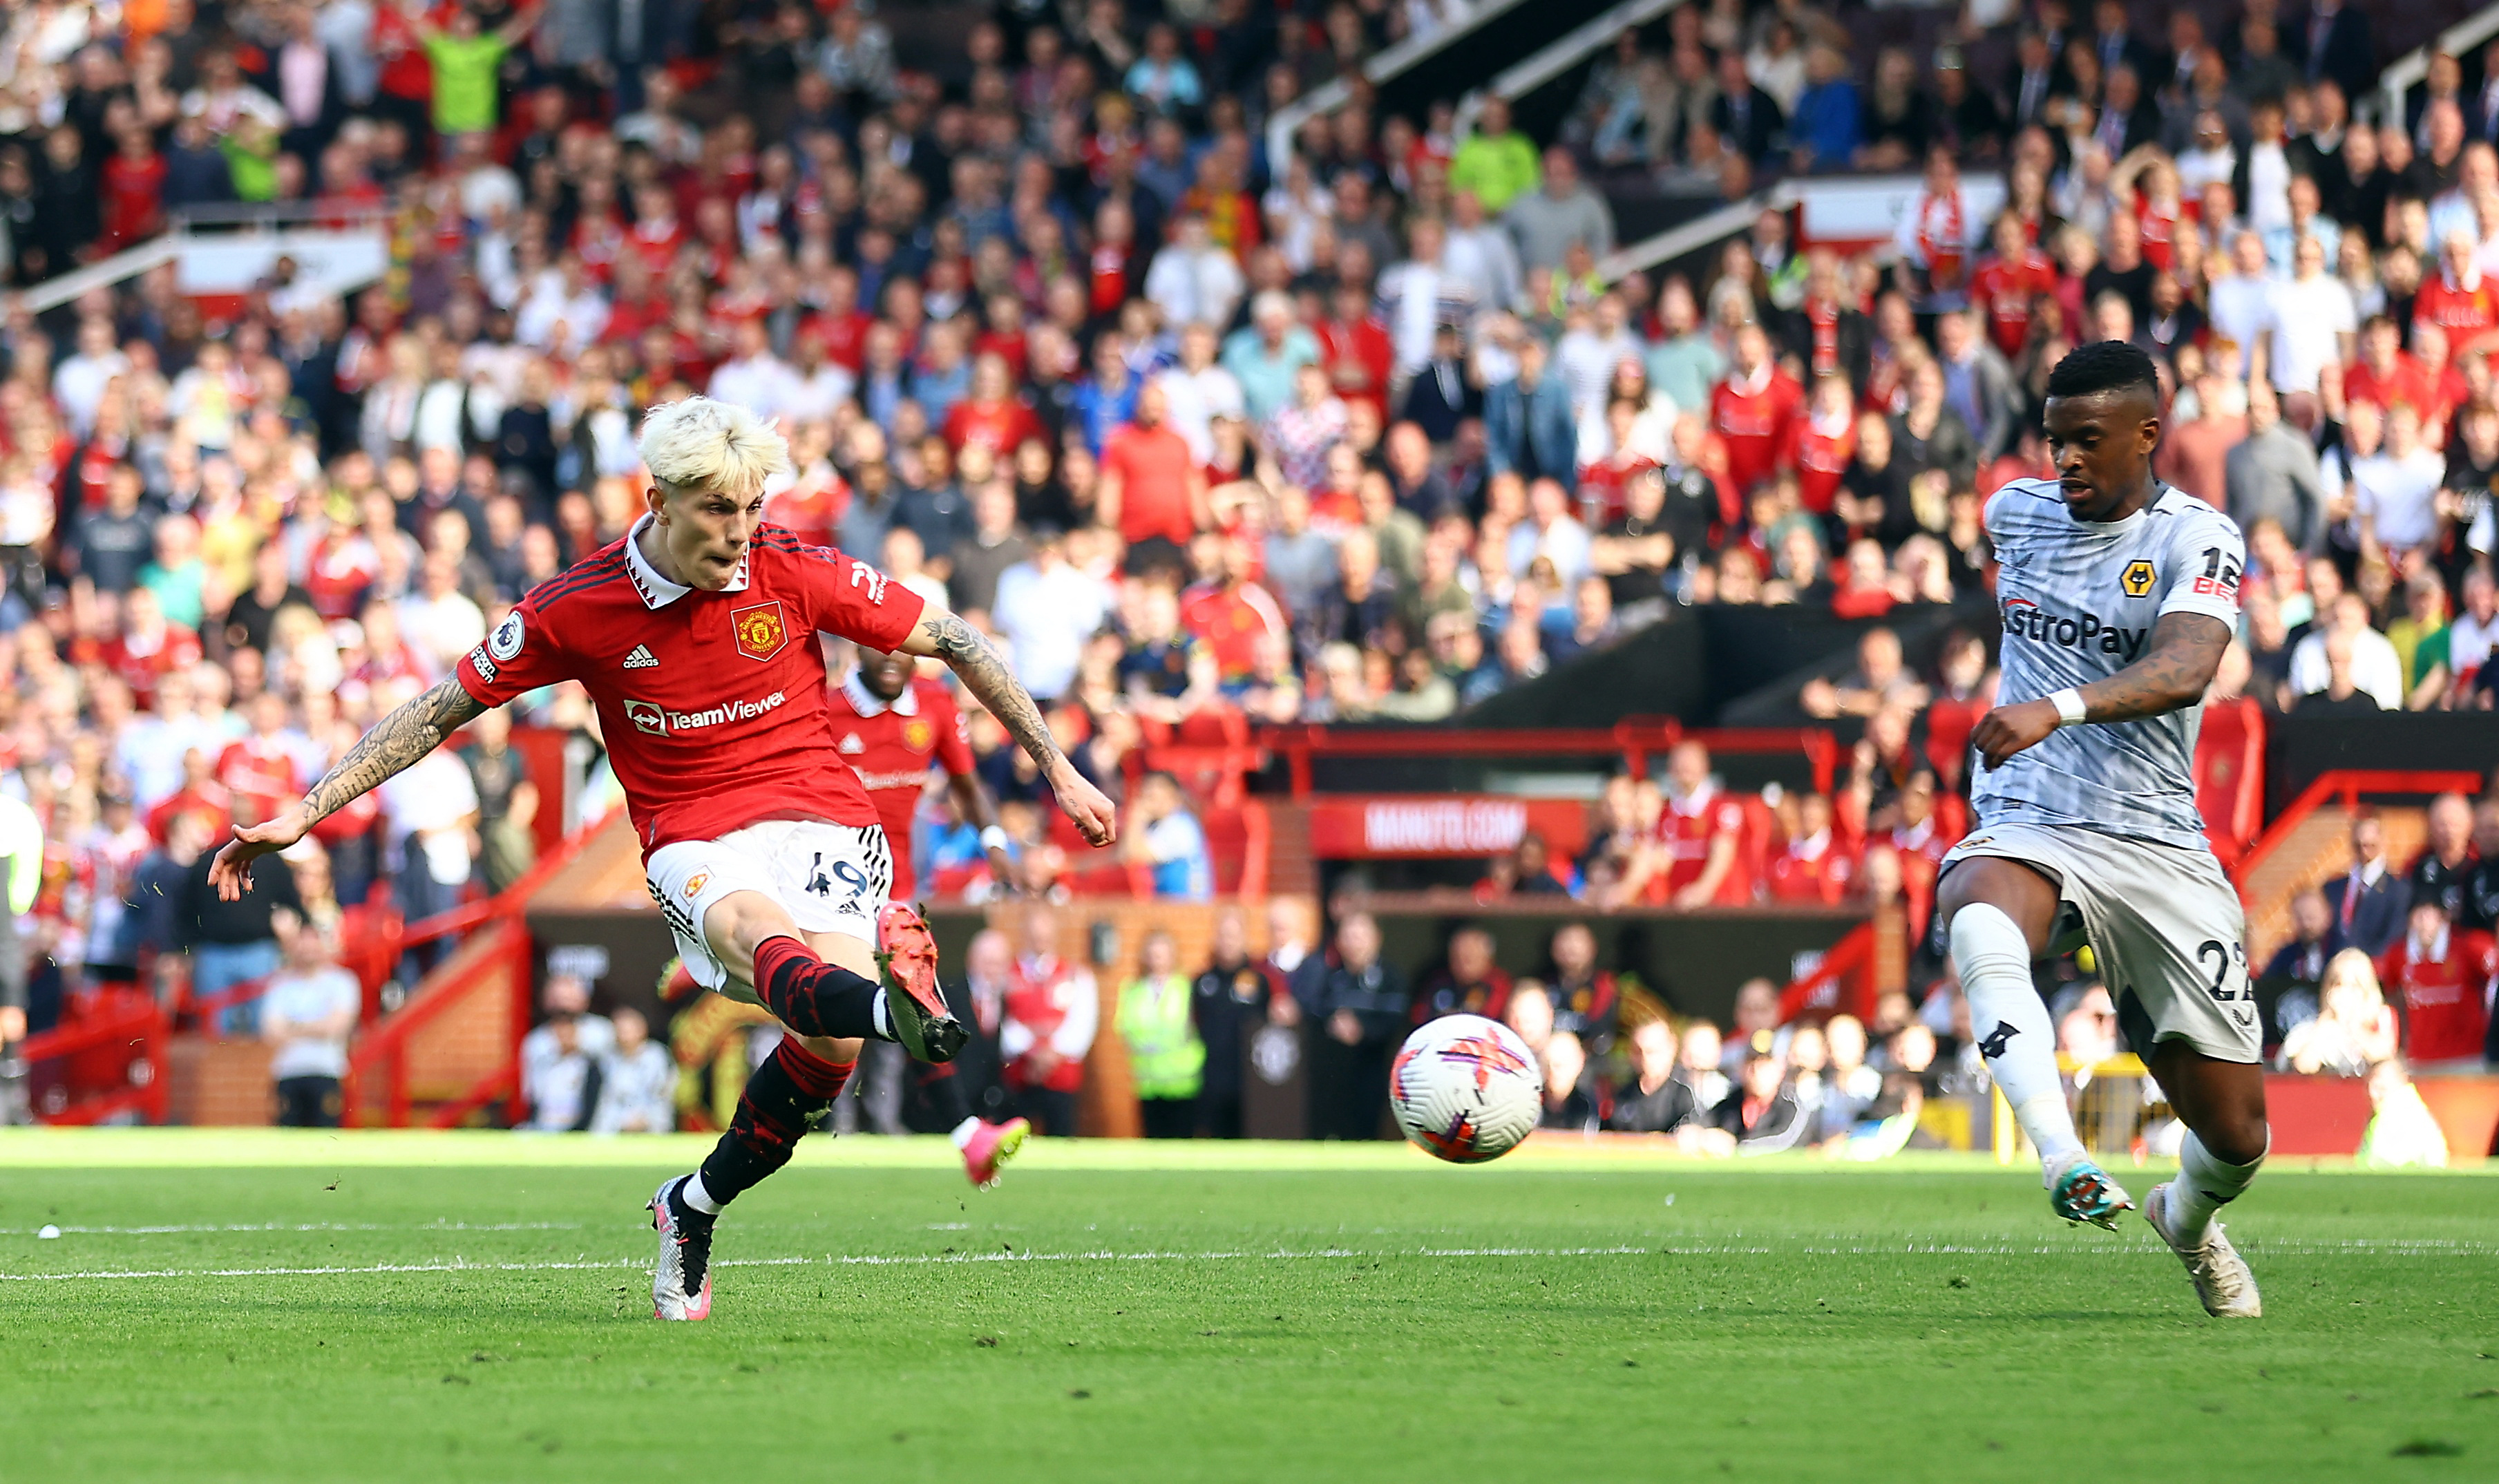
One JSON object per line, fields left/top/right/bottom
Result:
{"left": 980, "top": 826, "right": 1011, "bottom": 853}
{"left": 2049, "top": 688, "right": 2089, "bottom": 727}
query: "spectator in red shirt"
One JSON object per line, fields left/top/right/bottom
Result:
{"left": 1766, "top": 792, "right": 1855, "bottom": 904}
{"left": 1969, "top": 213, "right": 2057, "bottom": 360}
{"left": 1315, "top": 282, "right": 1394, "bottom": 425}
{"left": 2343, "top": 314, "right": 2431, "bottom": 419}
{"left": 1710, "top": 323, "right": 1803, "bottom": 504}
{"left": 1827, "top": 537, "right": 1900, "bottom": 620}
{"left": 1612, "top": 741, "right": 1749, "bottom": 909}
{"left": 100, "top": 128, "right": 168, "bottom": 251}
{"left": 1179, "top": 535, "right": 1289, "bottom": 685}
{"left": 1098, "top": 381, "right": 1207, "bottom": 562}
{"left": 804, "top": 265, "right": 873, "bottom": 372}
{"left": 99, "top": 587, "right": 204, "bottom": 710}
{"left": 216, "top": 692, "right": 304, "bottom": 828}
{"left": 2377, "top": 900, "right": 2497, "bottom": 1069}
{"left": 942, "top": 352, "right": 1044, "bottom": 457}
{"left": 2411, "top": 231, "right": 2499, "bottom": 356}
{"left": 1794, "top": 373, "right": 1857, "bottom": 515}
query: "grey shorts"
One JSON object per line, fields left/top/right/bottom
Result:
{"left": 1943, "top": 820, "right": 2260, "bottom": 1064}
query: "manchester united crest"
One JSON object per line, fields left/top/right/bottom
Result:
{"left": 902, "top": 717, "right": 935, "bottom": 752}
{"left": 730, "top": 600, "right": 788, "bottom": 661}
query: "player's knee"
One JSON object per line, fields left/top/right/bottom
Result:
{"left": 704, "top": 890, "right": 799, "bottom": 969}
{"left": 2198, "top": 1113, "right": 2269, "bottom": 1168}
{"left": 1938, "top": 862, "right": 2055, "bottom": 953}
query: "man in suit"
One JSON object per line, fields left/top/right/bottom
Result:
{"left": 904, "top": 928, "right": 1017, "bottom": 1136}
{"left": 2322, "top": 812, "right": 2413, "bottom": 957}
{"left": 2087, "top": 0, "right": 2162, "bottom": 89}
{"left": 2473, "top": 39, "right": 2499, "bottom": 146}
{"left": 2006, "top": 28, "right": 2062, "bottom": 134}
{"left": 2299, "top": 1, "right": 2375, "bottom": 111}
{"left": 2093, "top": 64, "right": 2163, "bottom": 160}
{"left": 1709, "top": 48, "right": 1785, "bottom": 164}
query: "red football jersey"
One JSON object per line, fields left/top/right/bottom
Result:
{"left": 1709, "top": 368, "right": 1803, "bottom": 502}
{"left": 2341, "top": 355, "right": 2433, "bottom": 418}
{"left": 1179, "top": 579, "right": 1289, "bottom": 682}
{"left": 216, "top": 736, "right": 303, "bottom": 827}
{"left": 2377, "top": 929, "right": 2497, "bottom": 1064}
{"left": 1765, "top": 835, "right": 1853, "bottom": 904}
{"left": 2413, "top": 272, "right": 2499, "bottom": 345}
{"left": 455, "top": 519, "right": 925, "bottom": 854}
{"left": 822, "top": 670, "right": 976, "bottom": 898}
{"left": 1648, "top": 785, "right": 1748, "bottom": 902}
{"left": 1969, "top": 249, "right": 2057, "bottom": 359}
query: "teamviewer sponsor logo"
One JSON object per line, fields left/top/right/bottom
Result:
{"left": 625, "top": 691, "right": 786, "bottom": 735}
{"left": 1999, "top": 598, "right": 2149, "bottom": 660}
{"left": 665, "top": 690, "right": 788, "bottom": 731}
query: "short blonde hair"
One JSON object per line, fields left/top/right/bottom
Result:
{"left": 638, "top": 395, "right": 791, "bottom": 499}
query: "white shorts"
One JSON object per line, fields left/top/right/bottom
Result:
{"left": 645, "top": 819, "right": 893, "bottom": 998}
{"left": 1942, "top": 820, "right": 2260, "bottom": 1063}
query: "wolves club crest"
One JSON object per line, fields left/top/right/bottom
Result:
{"left": 730, "top": 600, "right": 788, "bottom": 661}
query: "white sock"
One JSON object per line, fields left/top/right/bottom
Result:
{"left": 681, "top": 1173, "right": 722, "bottom": 1216}
{"left": 2169, "top": 1131, "right": 2265, "bottom": 1246}
{"left": 871, "top": 989, "right": 894, "bottom": 1040}
{"left": 949, "top": 1116, "right": 980, "bottom": 1149}
{"left": 1950, "top": 902, "right": 2084, "bottom": 1164}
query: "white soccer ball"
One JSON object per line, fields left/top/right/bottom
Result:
{"left": 1389, "top": 1014, "right": 1543, "bottom": 1163}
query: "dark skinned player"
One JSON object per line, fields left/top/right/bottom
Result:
{"left": 1939, "top": 341, "right": 2265, "bottom": 1317}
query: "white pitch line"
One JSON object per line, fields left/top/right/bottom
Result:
{"left": 3, "top": 1238, "right": 2493, "bottom": 1285}
{"left": 0, "top": 1246, "right": 1644, "bottom": 1283}
{"left": 0, "top": 1221, "right": 584, "bottom": 1237}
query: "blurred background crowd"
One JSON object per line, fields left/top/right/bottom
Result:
{"left": 0, "top": 0, "right": 2491, "bottom": 1136}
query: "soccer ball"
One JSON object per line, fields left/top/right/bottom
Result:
{"left": 1389, "top": 1014, "right": 1542, "bottom": 1163}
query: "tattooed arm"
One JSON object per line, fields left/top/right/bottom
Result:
{"left": 209, "top": 677, "right": 490, "bottom": 900}
{"left": 902, "top": 604, "right": 1119, "bottom": 846}
{"left": 1973, "top": 612, "right": 2232, "bottom": 770}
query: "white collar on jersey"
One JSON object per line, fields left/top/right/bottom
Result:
{"left": 839, "top": 669, "right": 919, "bottom": 719}
{"left": 623, "top": 511, "right": 751, "bottom": 609}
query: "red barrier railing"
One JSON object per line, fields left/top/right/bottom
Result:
{"left": 17, "top": 992, "right": 171, "bottom": 1125}
{"left": 2230, "top": 769, "right": 2485, "bottom": 901}
{"left": 1774, "top": 922, "right": 1877, "bottom": 1025}
{"left": 340, "top": 811, "right": 612, "bottom": 1128}
{"left": 1257, "top": 719, "right": 1839, "bottom": 801}
{"left": 180, "top": 973, "right": 269, "bottom": 1031}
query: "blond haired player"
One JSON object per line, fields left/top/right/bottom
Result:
{"left": 211, "top": 397, "right": 1115, "bottom": 1320}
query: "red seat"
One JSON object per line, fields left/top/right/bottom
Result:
{"left": 1925, "top": 696, "right": 1979, "bottom": 788}
{"left": 2194, "top": 697, "right": 2265, "bottom": 868}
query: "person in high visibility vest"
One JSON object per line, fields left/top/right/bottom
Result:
{"left": 1117, "top": 929, "right": 1203, "bottom": 1139}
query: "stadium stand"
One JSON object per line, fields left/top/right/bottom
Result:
{"left": 1, "top": 0, "right": 2494, "bottom": 1159}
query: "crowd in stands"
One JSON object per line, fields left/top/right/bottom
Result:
{"left": 3, "top": 0, "right": 2498, "bottom": 1127}
{"left": 623, "top": 895, "right": 1964, "bottom": 1152}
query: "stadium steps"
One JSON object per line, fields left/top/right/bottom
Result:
{"left": 2240, "top": 805, "right": 2428, "bottom": 968}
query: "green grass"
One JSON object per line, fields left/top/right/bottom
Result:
{"left": 1, "top": 1133, "right": 2494, "bottom": 1482}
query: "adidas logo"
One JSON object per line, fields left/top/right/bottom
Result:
{"left": 623, "top": 645, "right": 660, "bottom": 669}
{"left": 839, "top": 732, "right": 864, "bottom": 754}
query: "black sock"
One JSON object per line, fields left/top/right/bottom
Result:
{"left": 750, "top": 935, "right": 885, "bottom": 1040}
{"left": 694, "top": 1040, "right": 854, "bottom": 1208}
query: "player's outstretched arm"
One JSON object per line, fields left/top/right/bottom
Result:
{"left": 905, "top": 605, "right": 1119, "bottom": 848}
{"left": 1973, "top": 611, "right": 2232, "bottom": 770}
{"left": 208, "top": 677, "right": 489, "bottom": 900}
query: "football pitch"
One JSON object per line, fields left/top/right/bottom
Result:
{"left": 1, "top": 1134, "right": 2493, "bottom": 1482}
